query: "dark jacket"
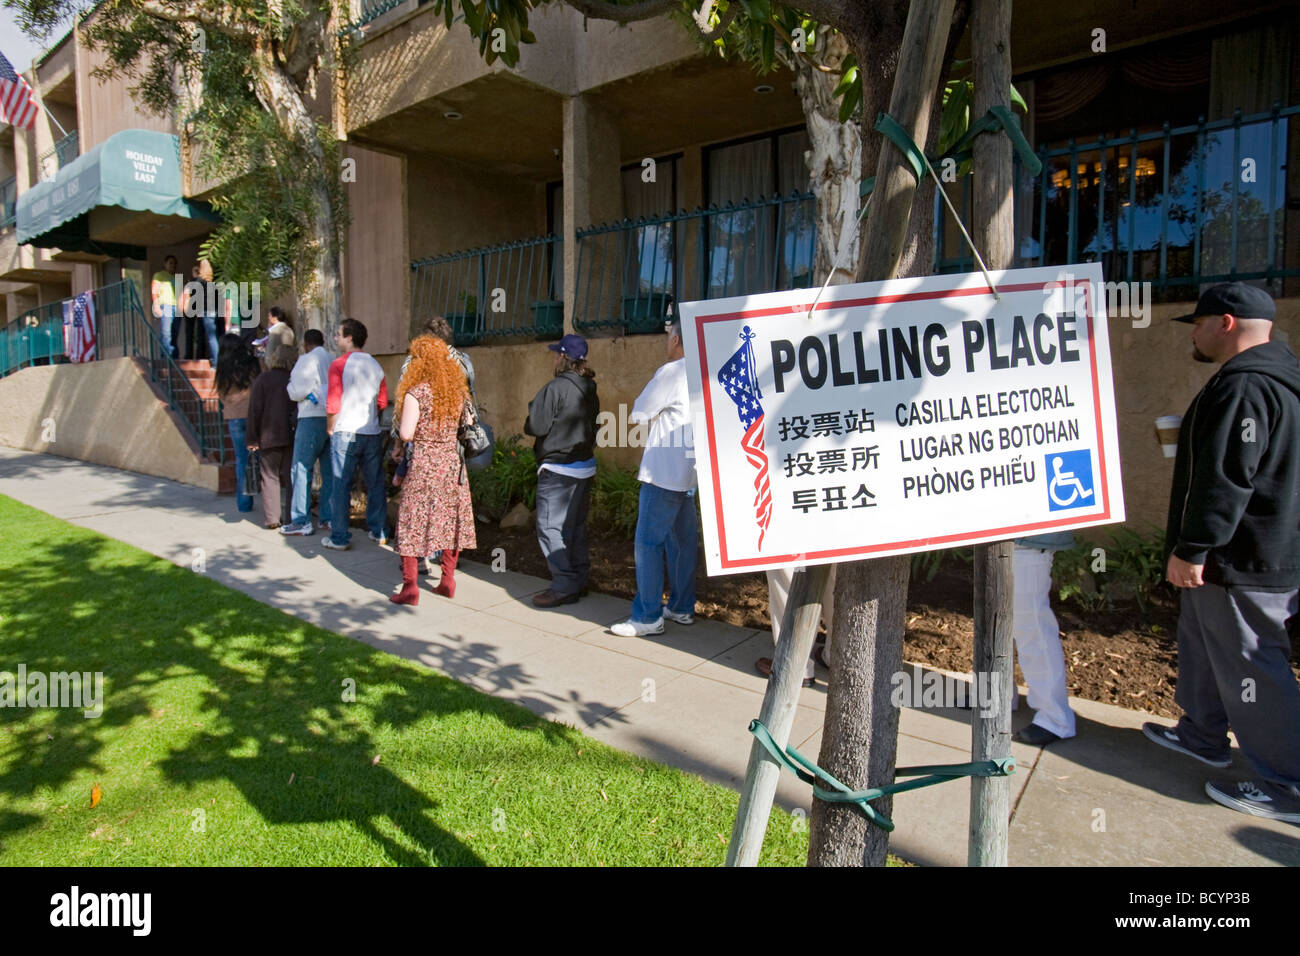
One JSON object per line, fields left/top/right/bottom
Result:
{"left": 524, "top": 370, "right": 599, "bottom": 466}
{"left": 1165, "top": 340, "right": 1300, "bottom": 589}
{"left": 247, "top": 368, "right": 297, "bottom": 450}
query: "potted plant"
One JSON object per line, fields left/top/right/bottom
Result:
{"left": 621, "top": 292, "right": 673, "bottom": 334}
{"left": 445, "top": 292, "right": 480, "bottom": 347}
{"left": 531, "top": 300, "right": 564, "bottom": 340}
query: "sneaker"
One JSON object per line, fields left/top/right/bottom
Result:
{"left": 1205, "top": 779, "right": 1300, "bottom": 824}
{"left": 662, "top": 607, "right": 694, "bottom": 625}
{"left": 369, "top": 530, "right": 388, "bottom": 545}
{"left": 1142, "top": 722, "right": 1231, "bottom": 768}
{"left": 279, "top": 522, "right": 314, "bottom": 536}
{"left": 321, "top": 538, "right": 351, "bottom": 551}
{"left": 611, "top": 618, "right": 665, "bottom": 638}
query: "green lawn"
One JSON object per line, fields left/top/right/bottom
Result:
{"left": 0, "top": 494, "right": 810, "bottom": 866}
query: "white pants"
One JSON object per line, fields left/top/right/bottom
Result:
{"left": 1013, "top": 546, "right": 1076, "bottom": 738}
{"left": 767, "top": 566, "right": 837, "bottom": 680}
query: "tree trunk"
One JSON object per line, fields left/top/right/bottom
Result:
{"left": 794, "top": 28, "right": 862, "bottom": 285}
{"left": 252, "top": 40, "right": 344, "bottom": 340}
{"left": 808, "top": 0, "right": 969, "bottom": 868}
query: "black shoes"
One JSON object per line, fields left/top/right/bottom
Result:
{"left": 1014, "top": 723, "right": 1063, "bottom": 746}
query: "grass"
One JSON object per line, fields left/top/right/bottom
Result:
{"left": 0, "top": 494, "right": 810, "bottom": 866}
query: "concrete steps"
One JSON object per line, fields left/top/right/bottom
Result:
{"left": 175, "top": 360, "right": 234, "bottom": 492}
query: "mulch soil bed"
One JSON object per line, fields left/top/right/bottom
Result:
{"left": 467, "top": 522, "right": 1300, "bottom": 721}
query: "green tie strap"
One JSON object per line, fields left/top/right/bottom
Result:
{"left": 749, "top": 718, "right": 1015, "bottom": 832}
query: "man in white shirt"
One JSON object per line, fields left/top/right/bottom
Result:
{"left": 280, "top": 328, "right": 334, "bottom": 536}
{"left": 612, "top": 321, "right": 699, "bottom": 638}
{"left": 322, "top": 318, "right": 389, "bottom": 551}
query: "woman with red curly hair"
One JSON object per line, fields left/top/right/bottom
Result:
{"left": 390, "top": 335, "right": 477, "bottom": 604}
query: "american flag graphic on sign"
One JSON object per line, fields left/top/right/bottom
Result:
{"left": 0, "top": 50, "right": 39, "bottom": 130}
{"left": 63, "top": 293, "right": 96, "bottom": 364}
{"left": 718, "top": 325, "right": 772, "bottom": 549}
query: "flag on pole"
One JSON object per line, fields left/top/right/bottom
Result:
{"left": 63, "top": 293, "right": 97, "bottom": 364}
{"left": 717, "top": 325, "right": 772, "bottom": 549}
{"left": 0, "top": 49, "right": 39, "bottom": 130}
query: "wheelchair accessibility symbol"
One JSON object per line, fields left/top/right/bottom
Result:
{"left": 1046, "top": 450, "right": 1096, "bottom": 511}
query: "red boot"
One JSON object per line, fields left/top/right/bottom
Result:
{"left": 390, "top": 555, "right": 420, "bottom": 605}
{"left": 433, "top": 549, "right": 459, "bottom": 598}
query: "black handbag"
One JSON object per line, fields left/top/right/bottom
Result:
{"left": 459, "top": 401, "right": 494, "bottom": 469}
{"left": 244, "top": 448, "right": 262, "bottom": 496}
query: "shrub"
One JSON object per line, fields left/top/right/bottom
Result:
{"left": 468, "top": 434, "right": 537, "bottom": 521}
{"left": 1052, "top": 526, "right": 1171, "bottom": 612}
{"left": 590, "top": 458, "right": 643, "bottom": 540}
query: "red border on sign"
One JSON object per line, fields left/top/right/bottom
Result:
{"left": 695, "top": 279, "right": 1113, "bottom": 570}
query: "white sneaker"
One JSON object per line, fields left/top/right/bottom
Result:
{"left": 662, "top": 607, "right": 694, "bottom": 625}
{"left": 611, "top": 618, "right": 665, "bottom": 638}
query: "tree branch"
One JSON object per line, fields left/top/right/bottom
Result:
{"left": 559, "top": 0, "right": 677, "bottom": 24}
{"left": 689, "top": 0, "right": 740, "bottom": 42}
{"left": 131, "top": 0, "right": 255, "bottom": 40}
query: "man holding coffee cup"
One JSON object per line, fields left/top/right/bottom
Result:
{"left": 1142, "top": 282, "right": 1300, "bottom": 824}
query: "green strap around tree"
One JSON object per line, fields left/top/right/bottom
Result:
{"left": 749, "top": 718, "right": 1015, "bottom": 832}
{"left": 859, "top": 105, "right": 1042, "bottom": 200}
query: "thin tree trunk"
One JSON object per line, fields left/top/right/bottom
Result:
{"left": 808, "top": 0, "right": 969, "bottom": 868}
{"left": 253, "top": 42, "right": 344, "bottom": 339}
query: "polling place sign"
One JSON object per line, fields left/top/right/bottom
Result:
{"left": 680, "top": 264, "right": 1124, "bottom": 576}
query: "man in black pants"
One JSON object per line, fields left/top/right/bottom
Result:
{"left": 1143, "top": 282, "right": 1300, "bottom": 824}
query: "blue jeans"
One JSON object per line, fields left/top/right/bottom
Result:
{"left": 227, "top": 418, "right": 253, "bottom": 512}
{"left": 157, "top": 304, "right": 177, "bottom": 359}
{"left": 630, "top": 482, "right": 699, "bottom": 623}
{"left": 201, "top": 314, "right": 219, "bottom": 369}
{"left": 329, "top": 431, "right": 386, "bottom": 545}
{"left": 290, "top": 417, "right": 333, "bottom": 527}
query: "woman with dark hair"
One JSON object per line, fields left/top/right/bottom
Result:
{"left": 524, "top": 334, "right": 599, "bottom": 608}
{"left": 390, "top": 335, "right": 477, "bottom": 604}
{"left": 216, "top": 333, "right": 262, "bottom": 512}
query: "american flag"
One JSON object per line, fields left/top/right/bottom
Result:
{"left": 0, "top": 50, "right": 39, "bottom": 130}
{"left": 63, "top": 293, "right": 96, "bottom": 364}
{"left": 718, "top": 325, "right": 772, "bottom": 549}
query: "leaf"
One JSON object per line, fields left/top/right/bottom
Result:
{"left": 90, "top": 783, "right": 102, "bottom": 809}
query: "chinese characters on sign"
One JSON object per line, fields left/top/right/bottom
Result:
{"left": 679, "top": 265, "right": 1125, "bottom": 576}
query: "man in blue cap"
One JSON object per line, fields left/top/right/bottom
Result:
{"left": 1143, "top": 282, "right": 1300, "bottom": 823}
{"left": 525, "top": 334, "right": 600, "bottom": 607}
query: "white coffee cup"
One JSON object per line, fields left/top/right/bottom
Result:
{"left": 1155, "top": 415, "right": 1182, "bottom": 458}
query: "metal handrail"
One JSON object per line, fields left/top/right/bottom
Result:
{"left": 0, "top": 280, "right": 226, "bottom": 464}
{"left": 1025, "top": 102, "right": 1299, "bottom": 292}
{"left": 410, "top": 232, "right": 563, "bottom": 345}
{"left": 572, "top": 191, "right": 817, "bottom": 332}
{"left": 0, "top": 175, "right": 16, "bottom": 229}
{"left": 37, "top": 131, "right": 80, "bottom": 182}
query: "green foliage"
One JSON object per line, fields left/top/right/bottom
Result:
{"left": 909, "top": 545, "right": 972, "bottom": 584}
{"left": 468, "top": 434, "right": 538, "bottom": 520}
{"left": 1053, "top": 527, "right": 1171, "bottom": 613}
{"left": 589, "top": 458, "right": 642, "bottom": 539}
{"left": 11, "top": 0, "right": 350, "bottom": 313}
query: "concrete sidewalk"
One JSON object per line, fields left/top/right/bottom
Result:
{"left": 1, "top": 446, "right": 1296, "bottom": 866}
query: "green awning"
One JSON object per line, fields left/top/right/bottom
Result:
{"left": 17, "top": 129, "right": 218, "bottom": 258}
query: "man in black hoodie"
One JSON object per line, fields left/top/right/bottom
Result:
{"left": 525, "top": 334, "right": 600, "bottom": 608}
{"left": 1143, "top": 282, "right": 1300, "bottom": 824}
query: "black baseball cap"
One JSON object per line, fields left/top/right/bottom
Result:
{"left": 1172, "top": 282, "right": 1276, "bottom": 323}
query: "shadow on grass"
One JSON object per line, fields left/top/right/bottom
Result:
{"left": 0, "top": 512, "right": 603, "bottom": 865}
